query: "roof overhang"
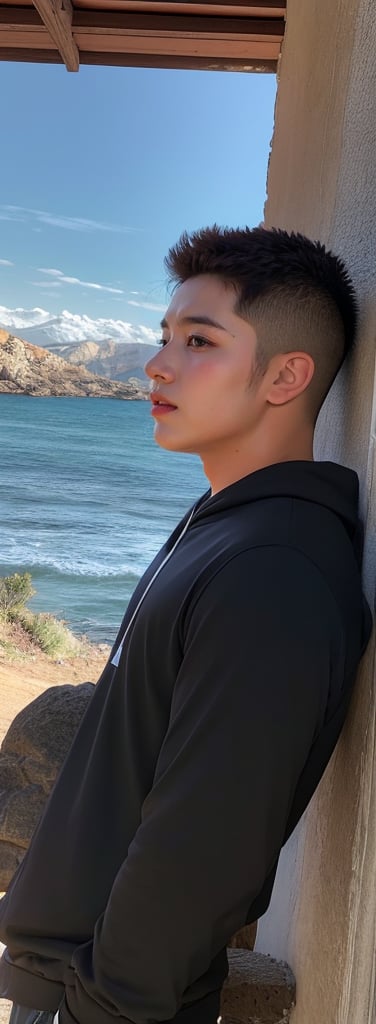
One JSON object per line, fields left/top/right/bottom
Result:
{"left": 0, "top": 1, "right": 285, "bottom": 72}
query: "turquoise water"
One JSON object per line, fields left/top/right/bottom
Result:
{"left": 0, "top": 395, "right": 207, "bottom": 643}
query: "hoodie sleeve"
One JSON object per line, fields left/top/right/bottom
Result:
{"left": 59, "top": 545, "right": 339, "bottom": 1024}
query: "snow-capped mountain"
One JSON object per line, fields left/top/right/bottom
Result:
{"left": 0, "top": 305, "right": 159, "bottom": 382}
{"left": 0, "top": 305, "right": 159, "bottom": 347}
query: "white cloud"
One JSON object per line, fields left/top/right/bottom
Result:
{"left": 0, "top": 204, "right": 135, "bottom": 234}
{"left": 0, "top": 258, "right": 13, "bottom": 266}
{"left": 0, "top": 304, "right": 159, "bottom": 347}
{"left": 38, "top": 267, "right": 124, "bottom": 295}
{"left": 0, "top": 305, "right": 50, "bottom": 329}
{"left": 38, "top": 268, "right": 62, "bottom": 277}
{"left": 29, "top": 280, "right": 62, "bottom": 289}
{"left": 128, "top": 299, "right": 166, "bottom": 312}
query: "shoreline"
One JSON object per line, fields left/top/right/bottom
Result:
{"left": 0, "top": 389, "right": 148, "bottom": 400}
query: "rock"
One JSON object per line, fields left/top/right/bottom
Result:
{"left": 221, "top": 948, "right": 296, "bottom": 1023}
{"left": 0, "top": 330, "right": 149, "bottom": 399}
{"left": 49, "top": 338, "right": 157, "bottom": 384}
{"left": 0, "top": 682, "right": 94, "bottom": 890}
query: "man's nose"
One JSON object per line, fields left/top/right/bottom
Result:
{"left": 144, "top": 348, "right": 175, "bottom": 381}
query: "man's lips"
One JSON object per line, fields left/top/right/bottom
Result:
{"left": 150, "top": 394, "right": 178, "bottom": 414}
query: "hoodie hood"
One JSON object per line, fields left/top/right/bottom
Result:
{"left": 195, "top": 459, "right": 361, "bottom": 548}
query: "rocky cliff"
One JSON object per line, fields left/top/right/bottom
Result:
{"left": 43, "top": 338, "right": 157, "bottom": 382}
{"left": 0, "top": 330, "right": 149, "bottom": 399}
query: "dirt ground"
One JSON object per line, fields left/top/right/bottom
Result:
{"left": 0, "top": 644, "right": 108, "bottom": 747}
{"left": 0, "top": 642, "right": 108, "bottom": 1024}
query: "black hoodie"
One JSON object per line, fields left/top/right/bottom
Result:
{"left": 0, "top": 461, "right": 371, "bottom": 1024}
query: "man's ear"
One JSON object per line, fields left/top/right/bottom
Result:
{"left": 266, "top": 352, "right": 315, "bottom": 406}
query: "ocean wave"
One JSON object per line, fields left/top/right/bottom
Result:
{"left": 0, "top": 551, "right": 143, "bottom": 579}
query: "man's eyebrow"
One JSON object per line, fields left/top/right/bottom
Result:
{"left": 160, "top": 314, "right": 228, "bottom": 331}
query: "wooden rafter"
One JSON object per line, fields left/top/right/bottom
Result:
{"left": 71, "top": 11, "right": 284, "bottom": 36}
{"left": 32, "top": 0, "right": 79, "bottom": 70}
{"left": 0, "top": 0, "right": 286, "bottom": 71}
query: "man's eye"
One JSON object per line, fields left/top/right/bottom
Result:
{"left": 156, "top": 335, "right": 211, "bottom": 348}
{"left": 188, "top": 335, "right": 211, "bottom": 348}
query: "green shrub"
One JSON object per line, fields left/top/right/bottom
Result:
{"left": 0, "top": 572, "right": 35, "bottom": 619}
{"left": 20, "top": 611, "right": 80, "bottom": 657}
{"left": 0, "top": 572, "right": 83, "bottom": 659}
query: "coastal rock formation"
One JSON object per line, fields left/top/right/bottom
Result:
{"left": 47, "top": 338, "right": 157, "bottom": 382}
{"left": 0, "top": 682, "right": 94, "bottom": 890}
{"left": 0, "top": 330, "right": 149, "bottom": 399}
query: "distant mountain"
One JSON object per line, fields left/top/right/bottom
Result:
{"left": 0, "top": 306, "right": 159, "bottom": 382}
{"left": 0, "top": 306, "right": 159, "bottom": 346}
{"left": 45, "top": 338, "right": 157, "bottom": 382}
{"left": 0, "top": 330, "right": 149, "bottom": 400}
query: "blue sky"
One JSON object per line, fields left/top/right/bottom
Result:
{"left": 0, "top": 62, "right": 276, "bottom": 335}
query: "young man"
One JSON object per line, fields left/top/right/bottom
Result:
{"left": 0, "top": 227, "right": 371, "bottom": 1024}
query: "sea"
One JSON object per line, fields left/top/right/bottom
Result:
{"left": 0, "top": 395, "right": 207, "bottom": 644}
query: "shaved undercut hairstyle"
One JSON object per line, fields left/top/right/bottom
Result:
{"left": 165, "top": 225, "right": 358, "bottom": 417}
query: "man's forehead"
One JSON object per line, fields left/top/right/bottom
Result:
{"left": 163, "top": 275, "right": 236, "bottom": 325}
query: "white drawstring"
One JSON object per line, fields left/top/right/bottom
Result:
{"left": 111, "top": 502, "right": 198, "bottom": 668}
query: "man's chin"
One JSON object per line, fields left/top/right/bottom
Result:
{"left": 153, "top": 429, "right": 197, "bottom": 455}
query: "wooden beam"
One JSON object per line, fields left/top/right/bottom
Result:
{"left": 0, "top": 7, "right": 284, "bottom": 38}
{"left": 0, "top": 45, "right": 63, "bottom": 62}
{"left": 74, "top": 33, "right": 281, "bottom": 58}
{"left": 74, "top": 1, "right": 285, "bottom": 12}
{"left": 0, "top": 44, "right": 277, "bottom": 71}
{"left": 71, "top": 11, "right": 283, "bottom": 60}
{"left": 79, "top": 50, "right": 278, "bottom": 72}
{"left": 31, "top": 0, "right": 79, "bottom": 70}
{"left": 72, "top": 11, "right": 285, "bottom": 37}
{"left": 0, "top": 0, "right": 284, "bottom": 69}
{"left": 0, "top": 9, "right": 43, "bottom": 28}
{"left": 0, "top": 26, "right": 55, "bottom": 49}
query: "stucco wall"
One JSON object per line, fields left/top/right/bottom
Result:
{"left": 256, "top": 2, "right": 376, "bottom": 1022}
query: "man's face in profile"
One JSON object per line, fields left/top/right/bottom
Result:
{"left": 145, "top": 274, "right": 263, "bottom": 458}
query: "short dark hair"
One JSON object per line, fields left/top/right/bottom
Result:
{"left": 165, "top": 225, "right": 358, "bottom": 414}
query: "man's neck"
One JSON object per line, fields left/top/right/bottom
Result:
{"left": 202, "top": 434, "right": 314, "bottom": 496}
